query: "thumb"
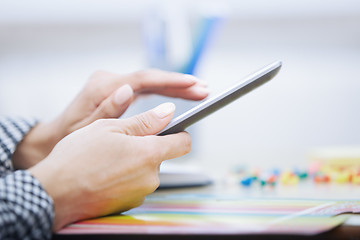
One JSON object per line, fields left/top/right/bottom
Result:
{"left": 117, "top": 102, "right": 175, "bottom": 136}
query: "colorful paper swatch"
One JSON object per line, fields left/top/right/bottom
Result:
{"left": 58, "top": 194, "right": 359, "bottom": 236}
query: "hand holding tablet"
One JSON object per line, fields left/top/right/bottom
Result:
{"left": 157, "top": 61, "right": 282, "bottom": 136}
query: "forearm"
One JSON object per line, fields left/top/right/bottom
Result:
{"left": 12, "top": 121, "right": 62, "bottom": 169}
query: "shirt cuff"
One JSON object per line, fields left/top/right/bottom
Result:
{"left": 0, "top": 116, "right": 38, "bottom": 175}
{"left": 0, "top": 170, "right": 54, "bottom": 240}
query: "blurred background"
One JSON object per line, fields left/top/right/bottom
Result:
{"left": 1, "top": 0, "right": 360, "bottom": 176}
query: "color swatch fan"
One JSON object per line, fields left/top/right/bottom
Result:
{"left": 58, "top": 194, "right": 359, "bottom": 236}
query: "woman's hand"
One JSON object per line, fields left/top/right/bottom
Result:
{"left": 12, "top": 69, "right": 208, "bottom": 169}
{"left": 57, "top": 69, "right": 208, "bottom": 136}
{"left": 29, "top": 103, "right": 191, "bottom": 231}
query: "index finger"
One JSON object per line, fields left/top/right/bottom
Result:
{"left": 127, "top": 69, "right": 199, "bottom": 91}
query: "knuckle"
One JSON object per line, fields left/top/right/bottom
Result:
{"left": 133, "top": 69, "right": 161, "bottom": 80}
{"left": 92, "top": 119, "right": 110, "bottom": 129}
{"left": 98, "top": 101, "right": 117, "bottom": 119}
{"left": 88, "top": 70, "right": 106, "bottom": 85}
{"left": 134, "top": 115, "right": 153, "bottom": 132}
{"left": 133, "top": 70, "right": 148, "bottom": 80}
{"left": 85, "top": 70, "right": 110, "bottom": 96}
{"left": 119, "top": 125, "right": 132, "bottom": 136}
{"left": 87, "top": 70, "right": 119, "bottom": 90}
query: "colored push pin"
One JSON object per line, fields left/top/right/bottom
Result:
{"left": 280, "top": 171, "right": 299, "bottom": 185}
{"left": 267, "top": 175, "right": 277, "bottom": 186}
{"left": 250, "top": 168, "right": 261, "bottom": 180}
{"left": 240, "top": 177, "right": 254, "bottom": 187}
{"left": 260, "top": 179, "right": 267, "bottom": 187}
{"left": 308, "top": 162, "right": 322, "bottom": 176}
{"left": 259, "top": 172, "right": 277, "bottom": 187}
{"left": 258, "top": 175, "right": 276, "bottom": 187}
{"left": 280, "top": 171, "right": 292, "bottom": 184}
{"left": 335, "top": 172, "right": 351, "bottom": 184}
{"left": 271, "top": 168, "right": 281, "bottom": 177}
{"left": 293, "top": 168, "right": 308, "bottom": 180}
{"left": 314, "top": 174, "right": 331, "bottom": 183}
{"left": 297, "top": 171, "right": 308, "bottom": 179}
{"left": 288, "top": 175, "right": 299, "bottom": 185}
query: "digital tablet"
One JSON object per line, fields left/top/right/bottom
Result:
{"left": 156, "top": 61, "right": 282, "bottom": 136}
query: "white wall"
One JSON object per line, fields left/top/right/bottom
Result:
{"left": 1, "top": 0, "right": 360, "bottom": 173}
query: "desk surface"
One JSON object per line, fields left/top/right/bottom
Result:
{"left": 53, "top": 179, "right": 360, "bottom": 240}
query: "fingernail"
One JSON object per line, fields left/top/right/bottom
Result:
{"left": 193, "top": 86, "right": 210, "bottom": 96}
{"left": 183, "top": 74, "right": 198, "bottom": 84}
{"left": 114, "top": 84, "right": 133, "bottom": 105}
{"left": 153, "top": 102, "right": 176, "bottom": 119}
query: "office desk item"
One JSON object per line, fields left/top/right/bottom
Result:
{"left": 309, "top": 145, "right": 360, "bottom": 168}
{"left": 143, "top": 2, "right": 223, "bottom": 75}
{"left": 57, "top": 194, "right": 358, "bottom": 237}
{"left": 233, "top": 164, "right": 360, "bottom": 187}
{"left": 55, "top": 162, "right": 360, "bottom": 239}
{"left": 158, "top": 170, "right": 212, "bottom": 189}
{"left": 182, "top": 15, "right": 221, "bottom": 75}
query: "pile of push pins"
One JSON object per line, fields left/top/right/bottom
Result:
{"left": 232, "top": 163, "right": 360, "bottom": 187}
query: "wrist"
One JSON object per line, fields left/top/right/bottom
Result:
{"left": 29, "top": 159, "right": 83, "bottom": 231}
{"left": 12, "top": 121, "right": 63, "bottom": 169}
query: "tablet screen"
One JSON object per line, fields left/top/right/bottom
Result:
{"left": 157, "top": 61, "right": 282, "bottom": 136}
